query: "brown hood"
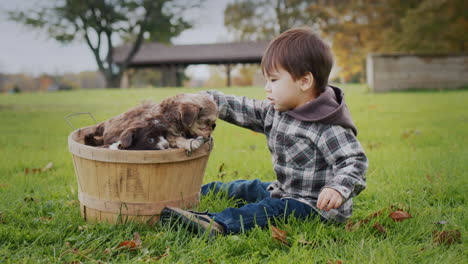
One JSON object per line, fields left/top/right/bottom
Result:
{"left": 286, "top": 86, "right": 358, "bottom": 135}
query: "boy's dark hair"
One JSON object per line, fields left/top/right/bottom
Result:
{"left": 261, "top": 27, "right": 334, "bottom": 94}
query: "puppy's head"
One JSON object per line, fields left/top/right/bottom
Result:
{"left": 119, "top": 120, "right": 169, "bottom": 150}
{"left": 177, "top": 94, "right": 218, "bottom": 138}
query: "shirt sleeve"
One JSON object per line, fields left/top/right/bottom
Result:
{"left": 200, "top": 90, "right": 270, "bottom": 133}
{"left": 317, "top": 125, "right": 368, "bottom": 200}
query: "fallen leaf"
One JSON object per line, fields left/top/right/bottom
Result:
{"left": 345, "top": 220, "right": 358, "bottom": 231}
{"left": 327, "top": 260, "right": 343, "bottom": 264}
{"left": 24, "top": 162, "right": 54, "bottom": 174}
{"left": 389, "top": 210, "right": 412, "bottom": 222}
{"left": 117, "top": 240, "right": 138, "bottom": 249}
{"left": 103, "top": 248, "right": 112, "bottom": 254}
{"left": 367, "top": 208, "right": 385, "bottom": 218}
{"left": 270, "top": 225, "right": 289, "bottom": 246}
{"left": 372, "top": 222, "right": 387, "bottom": 234}
{"left": 345, "top": 219, "right": 369, "bottom": 232}
{"left": 24, "top": 168, "right": 42, "bottom": 174}
{"left": 433, "top": 230, "right": 461, "bottom": 246}
{"left": 117, "top": 232, "right": 142, "bottom": 250}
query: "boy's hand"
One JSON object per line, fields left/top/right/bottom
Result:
{"left": 317, "top": 188, "right": 343, "bottom": 211}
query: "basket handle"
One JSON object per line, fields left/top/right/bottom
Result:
{"left": 64, "top": 112, "right": 97, "bottom": 130}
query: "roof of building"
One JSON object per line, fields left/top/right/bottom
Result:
{"left": 113, "top": 41, "right": 270, "bottom": 67}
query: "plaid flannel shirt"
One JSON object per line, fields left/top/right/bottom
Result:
{"left": 204, "top": 90, "right": 368, "bottom": 223}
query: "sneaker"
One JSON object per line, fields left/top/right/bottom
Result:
{"left": 160, "top": 206, "right": 225, "bottom": 236}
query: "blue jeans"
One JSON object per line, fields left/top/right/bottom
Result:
{"left": 201, "top": 179, "right": 322, "bottom": 234}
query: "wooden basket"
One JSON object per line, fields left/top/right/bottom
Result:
{"left": 68, "top": 126, "right": 212, "bottom": 224}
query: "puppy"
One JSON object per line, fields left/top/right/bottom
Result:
{"left": 85, "top": 119, "right": 169, "bottom": 150}
{"left": 157, "top": 93, "right": 218, "bottom": 151}
{"left": 81, "top": 102, "right": 169, "bottom": 150}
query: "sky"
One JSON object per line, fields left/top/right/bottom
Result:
{"left": 0, "top": 0, "right": 233, "bottom": 79}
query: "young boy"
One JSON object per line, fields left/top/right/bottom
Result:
{"left": 160, "top": 27, "right": 368, "bottom": 236}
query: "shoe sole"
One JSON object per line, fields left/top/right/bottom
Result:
{"left": 160, "top": 207, "right": 219, "bottom": 237}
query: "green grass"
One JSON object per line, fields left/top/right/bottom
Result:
{"left": 0, "top": 85, "right": 466, "bottom": 263}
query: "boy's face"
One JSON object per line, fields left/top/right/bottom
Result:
{"left": 264, "top": 67, "right": 313, "bottom": 112}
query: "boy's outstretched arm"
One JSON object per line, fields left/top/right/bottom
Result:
{"left": 200, "top": 90, "right": 270, "bottom": 133}
{"left": 316, "top": 126, "right": 368, "bottom": 210}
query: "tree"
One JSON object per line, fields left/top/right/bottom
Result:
{"left": 396, "top": 0, "right": 468, "bottom": 52}
{"left": 224, "top": 0, "right": 466, "bottom": 82}
{"left": 9, "top": 0, "right": 198, "bottom": 88}
{"left": 224, "top": 0, "right": 329, "bottom": 41}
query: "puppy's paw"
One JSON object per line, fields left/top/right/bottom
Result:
{"left": 185, "top": 136, "right": 205, "bottom": 152}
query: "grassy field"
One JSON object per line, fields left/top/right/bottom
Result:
{"left": 0, "top": 85, "right": 466, "bottom": 263}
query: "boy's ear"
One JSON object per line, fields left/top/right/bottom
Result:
{"left": 299, "top": 72, "right": 314, "bottom": 92}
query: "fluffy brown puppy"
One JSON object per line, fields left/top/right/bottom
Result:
{"left": 157, "top": 93, "right": 218, "bottom": 151}
{"left": 84, "top": 119, "right": 169, "bottom": 150}
{"left": 81, "top": 102, "right": 169, "bottom": 150}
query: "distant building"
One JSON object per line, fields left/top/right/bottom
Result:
{"left": 114, "top": 41, "right": 269, "bottom": 87}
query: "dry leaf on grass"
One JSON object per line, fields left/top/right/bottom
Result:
{"left": 345, "top": 219, "right": 369, "bottom": 232}
{"left": 372, "top": 222, "right": 387, "bottom": 234}
{"left": 367, "top": 208, "right": 385, "bottom": 218}
{"left": 432, "top": 230, "right": 461, "bottom": 246}
{"left": 24, "top": 162, "right": 54, "bottom": 174}
{"left": 345, "top": 220, "right": 359, "bottom": 232}
{"left": 270, "top": 225, "right": 289, "bottom": 246}
{"left": 117, "top": 232, "right": 142, "bottom": 250}
{"left": 389, "top": 210, "right": 412, "bottom": 222}
{"left": 327, "top": 260, "right": 343, "bottom": 264}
